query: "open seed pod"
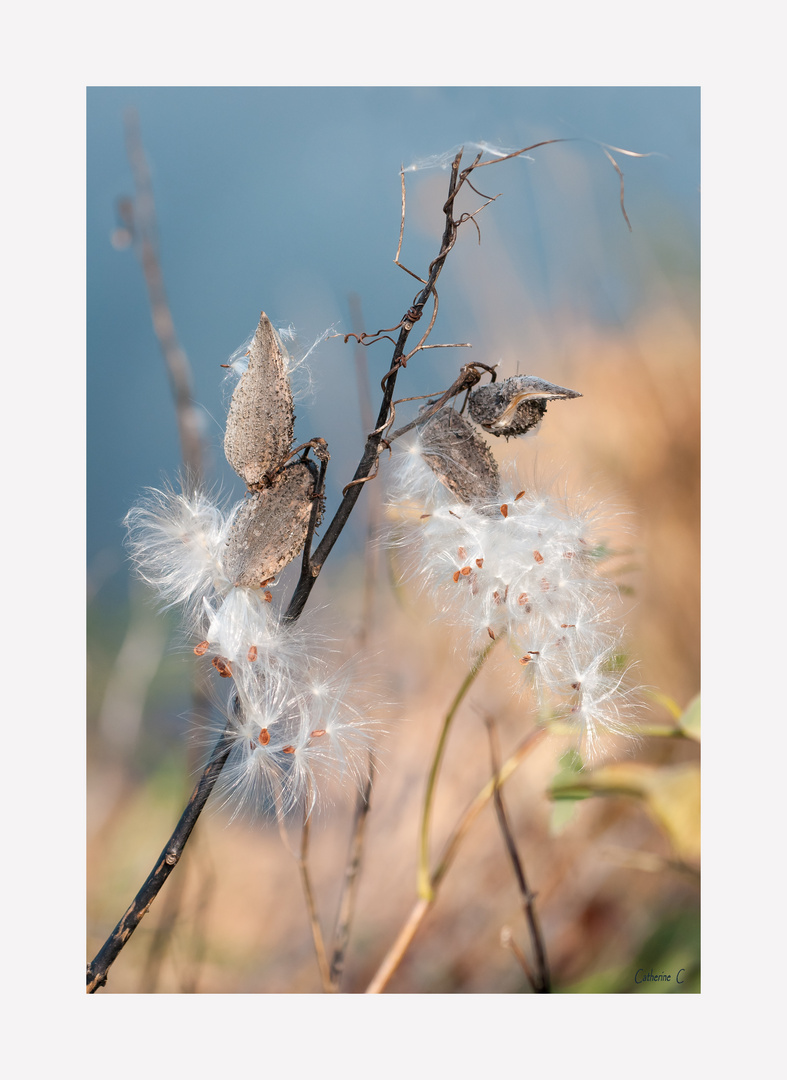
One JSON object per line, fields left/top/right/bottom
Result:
{"left": 418, "top": 405, "right": 501, "bottom": 504}
{"left": 468, "top": 375, "right": 581, "bottom": 438}
{"left": 224, "top": 312, "right": 295, "bottom": 489}
{"left": 224, "top": 459, "right": 320, "bottom": 586}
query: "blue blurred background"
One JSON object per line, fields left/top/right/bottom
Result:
{"left": 88, "top": 86, "right": 699, "bottom": 594}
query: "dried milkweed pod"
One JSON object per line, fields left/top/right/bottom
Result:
{"left": 468, "top": 375, "right": 581, "bottom": 438}
{"left": 418, "top": 405, "right": 501, "bottom": 504}
{"left": 224, "top": 312, "right": 295, "bottom": 489}
{"left": 224, "top": 459, "right": 320, "bottom": 586}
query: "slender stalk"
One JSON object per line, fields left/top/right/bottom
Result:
{"left": 123, "top": 108, "right": 204, "bottom": 486}
{"left": 329, "top": 751, "right": 375, "bottom": 989}
{"left": 365, "top": 727, "right": 546, "bottom": 994}
{"left": 417, "top": 639, "right": 499, "bottom": 900}
{"left": 485, "top": 718, "right": 550, "bottom": 993}
{"left": 284, "top": 150, "right": 465, "bottom": 623}
{"left": 86, "top": 723, "right": 234, "bottom": 993}
{"left": 297, "top": 809, "right": 333, "bottom": 992}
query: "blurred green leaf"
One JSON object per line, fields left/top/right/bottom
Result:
{"left": 645, "top": 689, "right": 683, "bottom": 721}
{"left": 549, "top": 798, "right": 580, "bottom": 834}
{"left": 559, "top": 910, "right": 700, "bottom": 993}
{"left": 550, "top": 762, "right": 700, "bottom": 863}
{"left": 679, "top": 694, "right": 701, "bottom": 741}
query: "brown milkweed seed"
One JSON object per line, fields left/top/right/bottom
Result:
{"left": 212, "top": 656, "right": 233, "bottom": 678}
{"left": 487, "top": 627, "right": 496, "bottom": 640}
{"left": 476, "top": 558, "right": 484, "bottom": 568}
{"left": 500, "top": 504, "right": 508, "bottom": 518}
{"left": 453, "top": 570, "right": 461, "bottom": 583}
{"left": 258, "top": 727, "right": 270, "bottom": 745}
{"left": 460, "top": 566, "right": 471, "bottom": 576}
{"left": 247, "top": 645, "right": 258, "bottom": 662}
{"left": 533, "top": 550, "right": 544, "bottom": 563}
{"left": 282, "top": 745, "right": 296, "bottom": 754}
{"left": 310, "top": 729, "right": 326, "bottom": 738}
{"left": 194, "top": 640, "right": 209, "bottom": 656}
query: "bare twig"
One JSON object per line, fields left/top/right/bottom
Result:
{"left": 86, "top": 722, "right": 234, "bottom": 993}
{"left": 485, "top": 717, "right": 550, "bottom": 993}
{"left": 137, "top": 846, "right": 189, "bottom": 993}
{"left": 297, "top": 807, "right": 333, "bottom": 992}
{"left": 123, "top": 108, "right": 204, "bottom": 485}
{"left": 283, "top": 149, "right": 466, "bottom": 623}
{"left": 394, "top": 165, "right": 427, "bottom": 285}
{"left": 365, "top": 727, "right": 547, "bottom": 993}
{"left": 385, "top": 362, "right": 497, "bottom": 444}
{"left": 88, "top": 150, "right": 468, "bottom": 991}
{"left": 329, "top": 751, "right": 375, "bottom": 989}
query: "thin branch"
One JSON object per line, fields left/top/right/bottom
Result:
{"left": 297, "top": 806, "right": 333, "bottom": 992}
{"left": 365, "top": 727, "right": 547, "bottom": 993}
{"left": 329, "top": 751, "right": 375, "bottom": 989}
{"left": 86, "top": 722, "right": 235, "bottom": 993}
{"left": 394, "top": 164, "right": 427, "bottom": 284}
{"left": 500, "top": 926, "right": 538, "bottom": 986}
{"left": 485, "top": 716, "right": 550, "bottom": 993}
{"left": 137, "top": 842, "right": 189, "bottom": 993}
{"left": 283, "top": 149, "right": 466, "bottom": 623}
{"left": 88, "top": 149, "right": 468, "bottom": 992}
{"left": 123, "top": 108, "right": 204, "bottom": 486}
{"left": 600, "top": 146, "right": 633, "bottom": 232}
{"left": 384, "top": 362, "right": 496, "bottom": 444}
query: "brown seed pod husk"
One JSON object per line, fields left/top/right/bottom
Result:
{"left": 468, "top": 375, "right": 581, "bottom": 438}
{"left": 418, "top": 405, "right": 501, "bottom": 504}
{"left": 224, "top": 312, "right": 295, "bottom": 488}
{"left": 224, "top": 459, "right": 320, "bottom": 586}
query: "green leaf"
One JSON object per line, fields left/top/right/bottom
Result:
{"left": 678, "top": 694, "right": 701, "bottom": 741}
{"left": 644, "top": 689, "right": 683, "bottom": 721}
{"left": 549, "top": 798, "right": 580, "bottom": 835}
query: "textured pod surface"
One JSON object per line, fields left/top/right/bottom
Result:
{"left": 224, "top": 460, "right": 319, "bottom": 586}
{"left": 468, "top": 375, "right": 581, "bottom": 438}
{"left": 418, "top": 405, "right": 501, "bottom": 504}
{"left": 224, "top": 312, "right": 295, "bottom": 488}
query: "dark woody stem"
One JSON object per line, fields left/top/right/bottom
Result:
{"left": 86, "top": 722, "right": 235, "bottom": 993}
{"left": 88, "top": 149, "right": 468, "bottom": 993}
{"left": 284, "top": 149, "right": 466, "bottom": 622}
